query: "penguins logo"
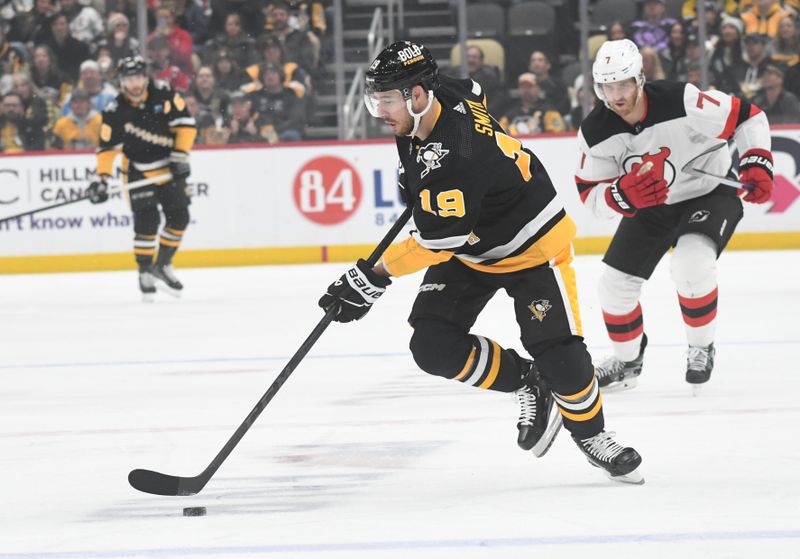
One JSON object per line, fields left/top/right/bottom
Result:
{"left": 529, "top": 299, "right": 552, "bottom": 322}
{"left": 417, "top": 142, "right": 450, "bottom": 178}
{"left": 623, "top": 147, "right": 676, "bottom": 186}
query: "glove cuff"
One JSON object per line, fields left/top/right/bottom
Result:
{"left": 170, "top": 151, "right": 190, "bottom": 163}
{"left": 356, "top": 259, "right": 392, "bottom": 288}
{"left": 605, "top": 183, "right": 637, "bottom": 217}
{"left": 739, "top": 149, "right": 773, "bottom": 178}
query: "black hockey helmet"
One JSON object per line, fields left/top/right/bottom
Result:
{"left": 365, "top": 41, "right": 438, "bottom": 99}
{"left": 117, "top": 55, "right": 147, "bottom": 78}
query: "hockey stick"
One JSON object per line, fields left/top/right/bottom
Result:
{"left": 0, "top": 174, "right": 173, "bottom": 226}
{"left": 128, "top": 206, "right": 414, "bottom": 496}
{"left": 681, "top": 143, "right": 751, "bottom": 191}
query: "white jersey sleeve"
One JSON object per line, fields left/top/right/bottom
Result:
{"left": 683, "top": 83, "right": 771, "bottom": 156}
{"left": 575, "top": 129, "right": 623, "bottom": 219}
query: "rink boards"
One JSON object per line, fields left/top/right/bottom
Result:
{"left": 0, "top": 129, "right": 799, "bottom": 273}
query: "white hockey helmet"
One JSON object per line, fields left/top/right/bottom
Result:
{"left": 592, "top": 39, "right": 644, "bottom": 103}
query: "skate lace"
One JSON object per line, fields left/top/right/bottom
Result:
{"left": 581, "top": 431, "right": 625, "bottom": 462}
{"left": 687, "top": 346, "right": 710, "bottom": 371}
{"left": 595, "top": 356, "right": 626, "bottom": 379}
{"left": 515, "top": 385, "right": 537, "bottom": 426}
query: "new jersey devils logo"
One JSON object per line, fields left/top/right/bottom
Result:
{"left": 623, "top": 147, "right": 676, "bottom": 186}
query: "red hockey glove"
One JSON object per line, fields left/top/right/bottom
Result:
{"left": 738, "top": 149, "right": 773, "bottom": 204}
{"left": 605, "top": 161, "right": 669, "bottom": 217}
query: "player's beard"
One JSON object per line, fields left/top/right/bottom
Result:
{"left": 124, "top": 84, "right": 147, "bottom": 104}
{"left": 608, "top": 88, "right": 640, "bottom": 119}
{"left": 385, "top": 112, "right": 413, "bottom": 137}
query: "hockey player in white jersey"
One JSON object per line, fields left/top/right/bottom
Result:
{"left": 575, "top": 39, "right": 773, "bottom": 391}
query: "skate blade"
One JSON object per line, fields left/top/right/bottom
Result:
{"left": 606, "top": 467, "right": 645, "bottom": 485}
{"left": 154, "top": 282, "right": 182, "bottom": 298}
{"left": 690, "top": 383, "right": 705, "bottom": 397}
{"left": 141, "top": 292, "right": 155, "bottom": 303}
{"left": 531, "top": 412, "right": 563, "bottom": 458}
{"left": 600, "top": 377, "right": 638, "bottom": 394}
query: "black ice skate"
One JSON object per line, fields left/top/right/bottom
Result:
{"left": 595, "top": 334, "right": 648, "bottom": 392}
{"left": 139, "top": 269, "right": 156, "bottom": 303}
{"left": 515, "top": 361, "right": 562, "bottom": 458}
{"left": 573, "top": 430, "right": 644, "bottom": 485}
{"left": 152, "top": 264, "right": 183, "bottom": 297}
{"left": 686, "top": 343, "right": 715, "bottom": 388}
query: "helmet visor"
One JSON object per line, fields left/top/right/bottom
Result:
{"left": 363, "top": 88, "right": 405, "bottom": 118}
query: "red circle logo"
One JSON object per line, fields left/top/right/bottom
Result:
{"left": 293, "top": 156, "right": 362, "bottom": 225}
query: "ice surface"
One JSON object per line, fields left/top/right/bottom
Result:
{"left": 1, "top": 251, "right": 798, "bottom": 558}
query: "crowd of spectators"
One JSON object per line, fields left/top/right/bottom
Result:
{"left": 0, "top": 0, "right": 329, "bottom": 152}
{"left": 468, "top": 0, "right": 800, "bottom": 135}
{"left": 1, "top": 0, "right": 799, "bottom": 154}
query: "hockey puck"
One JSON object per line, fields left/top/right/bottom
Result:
{"left": 183, "top": 506, "right": 206, "bottom": 517}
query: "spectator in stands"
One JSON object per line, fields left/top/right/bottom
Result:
{"left": 188, "top": 65, "right": 230, "bottom": 129}
{"left": 12, "top": 71, "right": 55, "bottom": 137}
{"left": 500, "top": 73, "right": 566, "bottom": 136}
{"left": 660, "top": 21, "right": 689, "bottom": 81}
{"left": 681, "top": 0, "right": 740, "bottom": 20}
{"left": 568, "top": 74, "right": 597, "bottom": 130}
{"left": 0, "top": 25, "right": 27, "bottom": 79}
{"left": 267, "top": 1, "right": 318, "bottom": 76}
{"left": 208, "top": 0, "right": 265, "bottom": 39}
{"left": 247, "top": 62, "right": 305, "bottom": 142}
{"left": 0, "top": 91, "right": 45, "bottom": 151}
{"left": 60, "top": 0, "right": 103, "bottom": 45}
{"left": 245, "top": 36, "right": 310, "bottom": 99}
{"left": 173, "top": 0, "right": 211, "bottom": 51}
{"left": 608, "top": 21, "right": 629, "bottom": 41}
{"left": 752, "top": 62, "right": 800, "bottom": 123}
{"left": 29, "top": 45, "right": 69, "bottom": 105}
{"left": 741, "top": 0, "right": 795, "bottom": 40}
{"left": 148, "top": 35, "right": 191, "bottom": 92}
{"left": 710, "top": 16, "right": 748, "bottom": 94}
{"left": 641, "top": 46, "right": 667, "bottom": 82}
{"left": 227, "top": 90, "right": 266, "bottom": 144}
{"left": 686, "top": 1, "right": 721, "bottom": 44}
{"left": 62, "top": 60, "right": 117, "bottom": 115}
{"left": 7, "top": 0, "right": 56, "bottom": 45}
{"left": 631, "top": 0, "right": 677, "bottom": 51}
{"left": 686, "top": 60, "right": 704, "bottom": 88}
{"left": 462, "top": 45, "right": 508, "bottom": 118}
{"left": 203, "top": 12, "right": 256, "bottom": 71}
{"left": 785, "top": 59, "right": 800, "bottom": 99}
{"left": 212, "top": 48, "right": 250, "bottom": 92}
{"left": 182, "top": 91, "right": 213, "bottom": 145}
{"left": 148, "top": 3, "right": 194, "bottom": 78}
{"left": 528, "top": 50, "right": 569, "bottom": 116}
{"left": 51, "top": 87, "right": 102, "bottom": 149}
{"left": 45, "top": 12, "right": 90, "bottom": 82}
{"left": 771, "top": 15, "right": 800, "bottom": 67}
{"left": 742, "top": 32, "right": 771, "bottom": 98}
{"left": 97, "top": 13, "right": 140, "bottom": 65}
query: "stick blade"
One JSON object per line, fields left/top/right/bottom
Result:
{"left": 128, "top": 468, "right": 200, "bottom": 496}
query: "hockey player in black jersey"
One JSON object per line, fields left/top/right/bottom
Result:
{"left": 318, "top": 41, "right": 644, "bottom": 484}
{"left": 87, "top": 55, "right": 197, "bottom": 301}
{"left": 575, "top": 39, "right": 774, "bottom": 392}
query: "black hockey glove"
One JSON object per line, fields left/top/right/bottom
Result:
{"left": 86, "top": 175, "right": 110, "bottom": 204}
{"left": 318, "top": 259, "right": 392, "bottom": 323}
{"left": 169, "top": 151, "right": 191, "bottom": 180}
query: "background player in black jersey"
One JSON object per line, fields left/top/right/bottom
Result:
{"left": 87, "top": 55, "right": 197, "bottom": 302}
{"left": 319, "top": 41, "right": 644, "bottom": 484}
{"left": 575, "top": 39, "right": 773, "bottom": 392}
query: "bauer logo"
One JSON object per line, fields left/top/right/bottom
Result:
{"left": 293, "top": 156, "right": 363, "bottom": 225}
